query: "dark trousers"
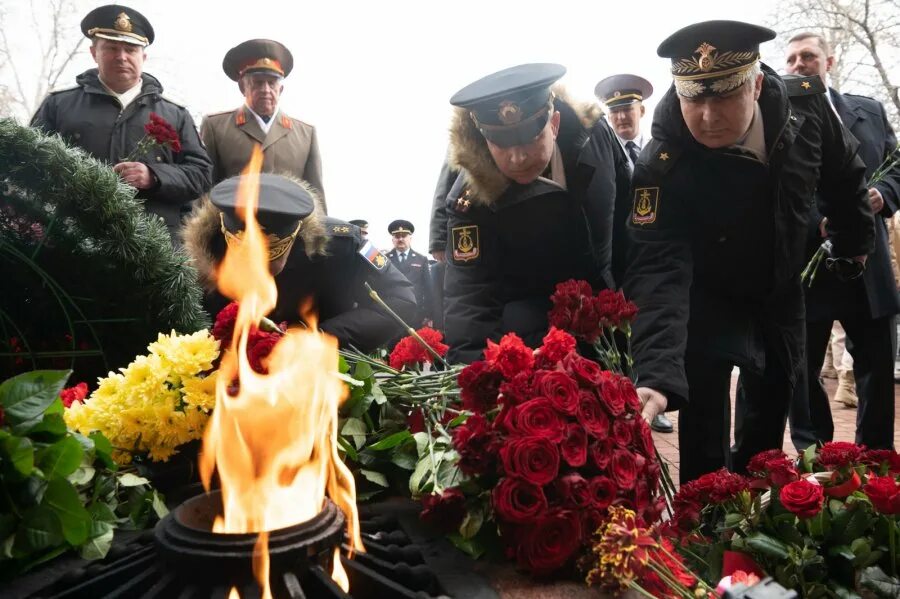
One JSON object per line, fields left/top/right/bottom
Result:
{"left": 680, "top": 347, "right": 792, "bottom": 485}
{"left": 789, "top": 315, "right": 896, "bottom": 451}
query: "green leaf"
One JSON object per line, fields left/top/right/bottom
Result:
{"left": 413, "top": 431, "right": 430, "bottom": 458}
{"left": 370, "top": 382, "right": 387, "bottom": 405}
{"left": 353, "top": 362, "right": 374, "bottom": 383}
{"left": 459, "top": 504, "right": 483, "bottom": 540}
{"left": 447, "top": 413, "right": 469, "bottom": 428}
{"left": 801, "top": 444, "right": 817, "bottom": 472}
{"left": 447, "top": 532, "right": 487, "bottom": 559}
{"left": 42, "top": 478, "right": 90, "bottom": 546}
{"left": 360, "top": 469, "right": 389, "bottom": 488}
{"left": 859, "top": 566, "right": 900, "bottom": 598}
{"left": 0, "top": 370, "right": 71, "bottom": 428}
{"left": 25, "top": 411, "right": 67, "bottom": 440}
{"left": 37, "top": 436, "right": 83, "bottom": 479}
{"left": 338, "top": 355, "right": 350, "bottom": 375}
{"left": 89, "top": 431, "right": 116, "bottom": 470}
{"left": 367, "top": 430, "right": 413, "bottom": 451}
{"left": 13, "top": 506, "right": 64, "bottom": 556}
{"left": 341, "top": 418, "right": 367, "bottom": 450}
{"left": 745, "top": 531, "right": 790, "bottom": 560}
{"left": 2, "top": 435, "right": 35, "bottom": 477}
{"left": 118, "top": 473, "right": 150, "bottom": 487}
{"left": 391, "top": 450, "right": 417, "bottom": 471}
{"left": 724, "top": 512, "right": 745, "bottom": 528}
{"left": 150, "top": 491, "right": 168, "bottom": 519}
{"left": 79, "top": 527, "right": 113, "bottom": 560}
{"left": 337, "top": 435, "right": 358, "bottom": 462}
{"left": 68, "top": 466, "right": 96, "bottom": 486}
{"left": 88, "top": 502, "right": 117, "bottom": 523}
{"left": 409, "top": 456, "right": 433, "bottom": 496}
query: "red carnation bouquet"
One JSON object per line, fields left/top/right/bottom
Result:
{"left": 125, "top": 112, "right": 182, "bottom": 161}
{"left": 419, "top": 328, "right": 666, "bottom": 577}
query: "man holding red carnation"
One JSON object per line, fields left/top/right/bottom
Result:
{"left": 30, "top": 4, "right": 212, "bottom": 241}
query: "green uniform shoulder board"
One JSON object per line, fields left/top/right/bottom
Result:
{"left": 782, "top": 74, "right": 825, "bottom": 97}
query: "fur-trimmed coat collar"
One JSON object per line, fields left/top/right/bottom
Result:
{"left": 182, "top": 178, "right": 328, "bottom": 292}
{"left": 447, "top": 84, "right": 603, "bottom": 206}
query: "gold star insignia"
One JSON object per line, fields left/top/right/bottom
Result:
{"left": 659, "top": 152, "right": 670, "bottom": 161}
{"left": 801, "top": 81, "right": 811, "bottom": 89}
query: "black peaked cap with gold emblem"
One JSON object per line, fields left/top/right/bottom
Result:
{"left": 81, "top": 4, "right": 154, "bottom": 47}
{"left": 450, "top": 63, "right": 566, "bottom": 148}
{"left": 388, "top": 220, "right": 414, "bottom": 235}
{"left": 223, "top": 39, "right": 294, "bottom": 82}
{"left": 657, "top": 20, "right": 775, "bottom": 98}
{"left": 348, "top": 219, "right": 369, "bottom": 229}
{"left": 594, "top": 74, "right": 653, "bottom": 109}
{"left": 211, "top": 174, "right": 313, "bottom": 239}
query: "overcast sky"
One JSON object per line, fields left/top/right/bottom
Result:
{"left": 4, "top": 0, "right": 780, "bottom": 250}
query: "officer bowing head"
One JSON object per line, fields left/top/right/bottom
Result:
{"left": 450, "top": 63, "right": 565, "bottom": 184}
{"left": 658, "top": 20, "right": 774, "bottom": 149}
{"left": 209, "top": 173, "right": 321, "bottom": 276}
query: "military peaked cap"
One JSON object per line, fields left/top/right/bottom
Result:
{"left": 223, "top": 39, "right": 294, "bottom": 81}
{"left": 81, "top": 4, "right": 154, "bottom": 46}
{"left": 388, "top": 220, "right": 414, "bottom": 235}
{"left": 594, "top": 74, "right": 653, "bottom": 109}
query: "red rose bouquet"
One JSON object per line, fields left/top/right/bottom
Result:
{"left": 666, "top": 444, "right": 900, "bottom": 598}
{"left": 125, "top": 112, "right": 182, "bottom": 161}
{"left": 419, "top": 329, "right": 665, "bottom": 577}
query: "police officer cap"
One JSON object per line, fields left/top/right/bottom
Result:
{"left": 450, "top": 63, "right": 566, "bottom": 148}
{"left": 594, "top": 74, "right": 653, "bottom": 110}
{"left": 657, "top": 20, "right": 774, "bottom": 98}
{"left": 212, "top": 174, "right": 313, "bottom": 239}
{"left": 223, "top": 39, "right": 294, "bottom": 82}
{"left": 348, "top": 219, "right": 368, "bottom": 228}
{"left": 81, "top": 4, "right": 154, "bottom": 47}
{"left": 388, "top": 220, "right": 414, "bottom": 235}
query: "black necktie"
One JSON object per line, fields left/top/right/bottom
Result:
{"left": 260, "top": 114, "right": 271, "bottom": 124}
{"left": 399, "top": 253, "right": 405, "bottom": 264}
{"left": 626, "top": 140, "right": 640, "bottom": 165}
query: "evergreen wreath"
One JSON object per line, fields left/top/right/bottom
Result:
{"left": 0, "top": 118, "right": 208, "bottom": 379}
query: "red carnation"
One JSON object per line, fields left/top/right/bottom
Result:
{"left": 144, "top": 112, "right": 182, "bottom": 152}
{"left": 537, "top": 327, "right": 577, "bottom": 368}
{"left": 594, "top": 288, "right": 638, "bottom": 327}
{"left": 213, "top": 302, "right": 240, "bottom": 344}
{"left": 533, "top": 370, "right": 580, "bottom": 415}
{"left": 247, "top": 330, "right": 281, "bottom": 374}
{"left": 389, "top": 327, "right": 449, "bottom": 370}
{"left": 588, "top": 476, "right": 617, "bottom": 509}
{"left": 499, "top": 371, "right": 533, "bottom": 407}
{"left": 577, "top": 391, "right": 610, "bottom": 439}
{"left": 780, "top": 479, "right": 824, "bottom": 519}
{"left": 510, "top": 399, "right": 566, "bottom": 443}
{"left": 493, "top": 477, "right": 549, "bottom": 523}
{"left": 861, "top": 449, "right": 900, "bottom": 474}
{"left": 420, "top": 487, "right": 467, "bottom": 533}
{"left": 59, "top": 382, "right": 89, "bottom": 408}
{"left": 458, "top": 360, "right": 503, "bottom": 414}
{"left": 500, "top": 437, "right": 560, "bottom": 486}
{"left": 515, "top": 509, "right": 582, "bottom": 576}
{"left": 747, "top": 449, "right": 789, "bottom": 474}
{"left": 818, "top": 441, "right": 863, "bottom": 469}
{"left": 863, "top": 474, "right": 900, "bottom": 515}
{"left": 483, "top": 332, "right": 535, "bottom": 379}
{"left": 548, "top": 279, "right": 602, "bottom": 342}
{"left": 560, "top": 423, "right": 588, "bottom": 467}
{"left": 452, "top": 413, "right": 499, "bottom": 476}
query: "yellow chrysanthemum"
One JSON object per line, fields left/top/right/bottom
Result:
{"left": 182, "top": 372, "right": 218, "bottom": 411}
{"left": 149, "top": 330, "right": 220, "bottom": 377}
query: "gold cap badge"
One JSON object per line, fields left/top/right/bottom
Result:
{"left": 497, "top": 101, "right": 523, "bottom": 125}
{"left": 114, "top": 12, "right": 133, "bottom": 33}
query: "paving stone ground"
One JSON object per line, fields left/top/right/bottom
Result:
{"left": 651, "top": 374, "right": 900, "bottom": 485}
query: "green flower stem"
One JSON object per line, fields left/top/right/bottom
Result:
{"left": 364, "top": 283, "right": 450, "bottom": 369}
{"left": 423, "top": 412, "right": 442, "bottom": 495}
{"left": 647, "top": 561, "right": 695, "bottom": 598}
{"left": 657, "top": 544, "right": 715, "bottom": 593}
{"left": 628, "top": 582, "right": 661, "bottom": 599}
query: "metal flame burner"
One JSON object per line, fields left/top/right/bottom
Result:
{"left": 153, "top": 490, "right": 346, "bottom": 597}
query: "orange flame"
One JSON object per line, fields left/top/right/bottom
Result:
{"left": 201, "top": 146, "right": 363, "bottom": 596}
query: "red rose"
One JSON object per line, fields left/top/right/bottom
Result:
{"left": 780, "top": 479, "right": 825, "bottom": 519}
{"left": 564, "top": 354, "right": 604, "bottom": 388}
{"left": 632, "top": 417, "right": 656, "bottom": 459}
{"left": 389, "top": 327, "right": 449, "bottom": 370}
{"left": 533, "top": 370, "right": 580, "bottom": 415}
{"left": 580, "top": 508, "right": 605, "bottom": 541}
{"left": 537, "top": 327, "right": 577, "bottom": 368}
{"left": 213, "top": 301, "right": 240, "bottom": 343}
{"left": 500, "top": 437, "right": 560, "bottom": 486}
{"left": 610, "top": 449, "right": 638, "bottom": 491}
{"left": 458, "top": 360, "right": 503, "bottom": 413}
{"left": 515, "top": 509, "right": 582, "bottom": 576}
{"left": 590, "top": 439, "right": 614, "bottom": 470}
{"left": 510, "top": 399, "right": 566, "bottom": 443}
{"left": 551, "top": 473, "right": 591, "bottom": 509}
{"left": 560, "top": 423, "right": 588, "bottom": 467}
{"left": 619, "top": 375, "right": 643, "bottom": 412}
{"left": 492, "top": 477, "right": 548, "bottom": 523}
{"left": 420, "top": 488, "right": 467, "bottom": 532}
{"left": 588, "top": 476, "right": 617, "bottom": 509}
{"left": 59, "top": 382, "right": 89, "bottom": 408}
{"left": 861, "top": 449, "right": 900, "bottom": 474}
{"left": 818, "top": 441, "right": 863, "bottom": 469}
{"left": 577, "top": 391, "right": 609, "bottom": 439}
{"left": 499, "top": 371, "right": 533, "bottom": 407}
{"left": 452, "top": 414, "right": 499, "bottom": 476}
{"left": 483, "top": 333, "right": 535, "bottom": 379}
{"left": 612, "top": 419, "right": 633, "bottom": 448}
{"left": 863, "top": 475, "right": 900, "bottom": 515}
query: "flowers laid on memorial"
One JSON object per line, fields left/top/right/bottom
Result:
{"left": 64, "top": 330, "right": 220, "bottom": 463}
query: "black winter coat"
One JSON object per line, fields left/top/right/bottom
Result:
{"left": 386, "top": 248, "right": 431, "bottom": 326}
{"left": 436, "top": 95, "right": 630, "bottom": 363}
{"left": 624, "top": 66, "right": 875, "bottom": 408}
{"left": 803, "top": 89, "right": 900, "bottom": 321}
{"left": 30, "top": 69, "right": 213, "bottom": 238}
